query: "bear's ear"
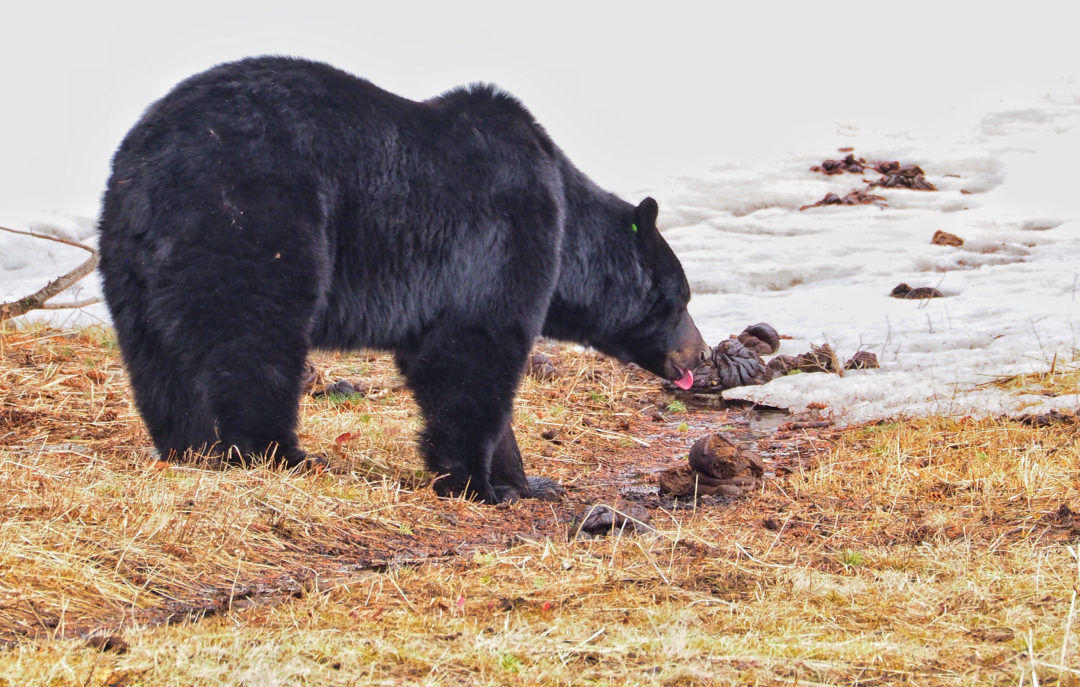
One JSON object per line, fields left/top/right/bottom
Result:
{"left": 633, "top": 197, "right": 660, "bottom": 235}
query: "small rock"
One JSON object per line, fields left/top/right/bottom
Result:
{"left": 314, "top": 377, "right": 405, "bottom": 398}
{"left": 931, "top": 230, "right": 964, "bottom": 247}
{"left": 891, "top": 283, "right": 944, "bottom": 299}
{"left": 578, "top": 504, "right": 653, "bottom": 536}
{"left": 527, "top": 353, "right": 558, "bottom": 380}
{"left": 318, "top": 380, "right": 362, "bottom": 397}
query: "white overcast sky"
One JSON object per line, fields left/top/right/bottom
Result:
{"left": 1, "top": 1, "right": 1076, "bottom": 218}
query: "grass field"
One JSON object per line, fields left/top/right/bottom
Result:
{"left": 0, "top": 325, "right": 1078, "bottom": 685}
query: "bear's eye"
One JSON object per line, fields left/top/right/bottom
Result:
{"left": 630, "top": 223, "right": 638, "bottom": 234}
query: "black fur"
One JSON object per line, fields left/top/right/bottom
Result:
{"left": 99, "top": 56, "right": 706, "bottom": 503}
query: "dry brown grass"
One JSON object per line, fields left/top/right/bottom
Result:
{"left": 0, "top": 325, "right": 1078, "bottom": 685}
{"left": 983, "top": 354, "right": 1080, "bottom": 406}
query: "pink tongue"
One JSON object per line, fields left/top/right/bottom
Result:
{"left": 674, "top": 368, "right": 694, "bottom": 390}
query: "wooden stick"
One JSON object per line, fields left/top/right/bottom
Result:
{"left": 0, "top": 225, "right": 100, "bottom": 323}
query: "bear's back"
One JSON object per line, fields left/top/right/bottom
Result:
{"left": 102, "top": 57, "right": 568, "bottom": 351}
{"left": 114, "top": 57, "right": 417, "bottom": 171}
{"left": 111, "top": 57, "right": 562, "bottom": 217}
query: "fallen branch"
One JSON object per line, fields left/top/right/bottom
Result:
{"left": 0, "top": 224, "right": 101, "bottom": 323}
{"left": 36, "top": 298, "right": 103, "bottom": 311}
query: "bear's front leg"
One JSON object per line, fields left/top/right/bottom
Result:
{"left": 489, "top": 422, "right": 565, "bottom": 502}
{"left": 396, "top": 324, "right": 531, "bottom": 504}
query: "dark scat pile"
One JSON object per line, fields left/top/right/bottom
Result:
{"left": 891, "top": 283, "right": 944, "bottom": 299}
{"left": 664, "top": 323, "right": 880, "bottom": 395}
{"left": 799, "top": 188, "right": 886, "bottom": 211}
{"left": 810, "top": 154, "right": 867, "bottom": 175}
{"left": 767, "top": 344, "right": 880, "bottom": 376}
{"left": 870, "top": 164, "right": 937, "bottom": 191}
{"left": 658, "top": 434, "right": 764, "bottom": 499}
{"left": 803, "top": 151, "right": 937, "bottom": 211}
{"left": 668, "top": 323, "right": 780, "bottom": 392}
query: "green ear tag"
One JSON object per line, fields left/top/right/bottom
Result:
{"left": 630, "top": 223, "right": 638, "bottom": 233}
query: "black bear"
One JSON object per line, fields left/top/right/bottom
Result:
{"left": 98, "top": 56, "right": 708, "bottom": 503}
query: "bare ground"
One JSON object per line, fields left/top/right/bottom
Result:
{"left": 0, "top": 325, "right": 1077, "bottom": 685}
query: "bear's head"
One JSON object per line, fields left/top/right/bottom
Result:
{"left": 544, "top": 195, "right": 710, "bottom": 389}
{"left": 602, "top": 197, "right": 708, "bottom": 387}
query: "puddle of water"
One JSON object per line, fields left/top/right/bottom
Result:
{"left": 747, "top": 407, "right": 791, "bottom": 432}
{"left": 620, "top": 484, "right": 659, "bottom": 500}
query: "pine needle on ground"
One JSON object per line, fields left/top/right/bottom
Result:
{"left": 0, "top": 325, "right": 1078, "bottom": 685}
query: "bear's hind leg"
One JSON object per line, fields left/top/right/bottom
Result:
{"left": 103, "top": 266, "right": 216, "bottom": 460}
{"left": 123, "top": 329, "right": 216, "bottom": 461}
{"left": 154, "top": 175, "right": 328, "bottom": 468}
{"left": 199, "top": 334, "right": 311, "bottom": 467}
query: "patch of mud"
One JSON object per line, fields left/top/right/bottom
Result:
{"left": 616, "top": 396, "right": 833, "bottom": 511}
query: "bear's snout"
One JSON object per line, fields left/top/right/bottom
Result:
{"left": 666, "top": 310, "right": 709, "bottom": 381}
